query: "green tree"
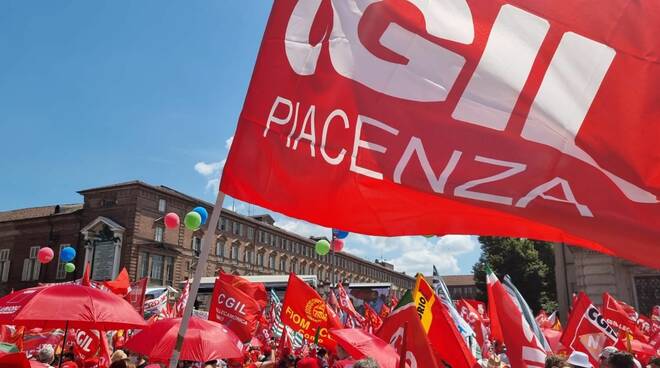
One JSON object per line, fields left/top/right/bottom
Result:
{"left": 473, "top": 237, "right": 557, "bottom": 313}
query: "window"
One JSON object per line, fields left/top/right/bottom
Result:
{"left": 231, "top": 243, "right": 239, "bottom": 260}
{"left": 300, "top": 264, "right": 307, "bottom": 274}
{"left": 150, "top": 255, "right": 164, "bottom": 284}
{"left": 270, "top": 235, "right": 276, "bottom": 247}
{"left": 269, "top": 254, "right": 276, "bottom": 269}
{"left": 138, "top": 252, "right": 148, "bottom": 279}
{"left": 192, "top": 237, "right": 201, "bottom": 256}
{"left": 244, "top": 249, "right": 253, "bottom": 263}
{"left": 164, "top": 257, "right": 174, "bottom": 285}
{"left": 233, "top": 221, "right": 241, "bottom": 236}
{"left": 309, "top": 264, "right": 315, "bottom": 276}
{"left": 257, "top": 253, "right": 265, "bottom": 267}
{"left": 155, "top": 225, "right": 164, "bottom": 242}
{"left": 279, "top": 258, "right": 286, "bottom": 271}
{"left": 220, "top": 218, "right": 228, "bottom": 231}
{"left": 247, "top": 227, "right": 254, "bottom": 240}
{"left": 259, "top": 231, "right": 265, "bottom": 243}
{"left": 55, "top": 244, "right": 68, "bottom": 280}
{"left": 290, "top": 260, "right": 297, "bottom": 274}
{"left": 216, "top": 241, "right": 224, "bottom": 258}
{"left": 21, "top": 246, "right": 41, "bottom": 281}
{"left": 158, "top": 199, "right": 166, "bottom": 212}
{"left": 0, "top": 249, "right": 10, "bottom": 283}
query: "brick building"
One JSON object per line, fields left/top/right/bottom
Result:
{"left": 0, "top": 181, "right": 414, "bottom": 295}
{"left": 424, "top": 274, "right": 478, "bottom": 300}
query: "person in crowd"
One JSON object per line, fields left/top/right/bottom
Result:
{"left": 600, "top": 347, "right": 619, "bottom": 368}
{"left": 646, "top": 357, "right": 660, "bottom": 368}
{"left": 34, "top": 345, "right": 56, "bottom": 368}
{"left": 109, "top": 359, "right": 136, "bottom": 368}
{"left": 204, "top": 360, "right": 219, "bottom": 368}
{"left": 316, "top": 348, "right": 329, "bottom": 368}
{"left": 546, "top": 355, "right": 567, "bottom": 368}
{"left": 296, "top": 356, "right": 319, "bottom": 368}
{"left": 606, "top": 352, "right": 635, "bottom": 368}
{"left": 111, "top": 350, "right": 129, "bottom": 364}
{"left": 60, "top": 351, "right": 79, "bottom": 368}
{"left": 352, "top": 358, "right": 379, "bottom": 368}
{"left": 566, "top": 351, "right": 593, "bottom": 368}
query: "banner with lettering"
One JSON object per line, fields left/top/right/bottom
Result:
{"left": 221, "top": 0, "right": 660, "bottom": 268}
{"left": 125, "top": 278, "right": 147, "bottom": 316}
{"left": 208, "top": 276, "right": 261, "bottom": 342}
{"left": 561, "top": 292, "right": 618, "bottom": 366}
{"left": 280, "top": 273, "right": 341, "bottom": 348}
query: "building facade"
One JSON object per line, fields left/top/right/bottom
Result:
{"left": 0, "top": 181, "right": 414, "bottom": 295}
{"left": 554, "top": 243, "right": 660, "bottom": 322}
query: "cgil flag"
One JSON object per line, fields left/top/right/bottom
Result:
{"left": 208, "top": 275, "right": 262, "bottom": 342}
{"left": 221, "top": 0, "right": 660, "bottom": 270}
{"left": 560, "top": 292, "right": 618, "bottom": 366}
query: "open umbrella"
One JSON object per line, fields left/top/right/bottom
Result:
{"left": 0, "top": 351, "right": 45, "bottom": 368}
{"left": 124, "top": 316, "right": 244, "bottom": 362}
{"left": 331, "top": 328, "right": 399, "bottom": 368}
{"left": 0, "top": 284, "right": 147, "bottom": 330}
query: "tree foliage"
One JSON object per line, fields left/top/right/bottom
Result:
{"left": 473, "top": 237, "right": 557, "bottom": 313}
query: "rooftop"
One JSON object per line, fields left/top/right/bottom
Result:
{"left": 0, "top": 204, "right": 83, "bottom": 223}
{"left": 425, "top": 274, "right": 475, "bottom": 286}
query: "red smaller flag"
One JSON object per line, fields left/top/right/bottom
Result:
{"left": 277, "top": 326, "right": 293, "bottom": 359}
{"left": 602, "top": 293, "right": 647, "bottom": 342}
{"left": 377, "top": 304, "right": 439, "bottom": 368}
{"left": 103, "top": 268, "right": 130, "bottom": 296}
{"left": 82, "top": 262, "right": 91, "bottom": 287}
{"left": 174, "top": 280, "right": 190, "bottom": 317}
{"left": 124, "top": 277, "right": 148, "bottom": 316}
{"left": 363, "top": 303, "right": 383, "bottom": 332}
{"left": 336, "top": 283, "right": 365, "bottom": 325}
{"left": 379, "top": 303, "right": 391, "bottom": 319}
{"left": 220, "top": 273, "right": 268, "bottom": 311}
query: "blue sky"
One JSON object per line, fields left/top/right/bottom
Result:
{"left": 0, "top": 1, "right": 481, "bottom": 275}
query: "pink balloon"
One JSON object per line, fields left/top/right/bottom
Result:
{"left": 164, "top": 212, "right": 180, "bottom": 229}
{"left": 37, "top": 247, "right": 54, "bottom": 264}
{"left": 332, "top": 239, "right": 344, "bottom": 252}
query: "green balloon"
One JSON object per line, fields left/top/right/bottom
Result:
{"left": 315, "top": 239, "right": 331, "bottom": 256}
{"left": 65, "top": 263, "right": 76, "bottom": 273}
{"left": 423, "top": 235, "right": 435, "bottom": 238}
{"left": 184, "top": 211, "right": 202, "bottom": 230}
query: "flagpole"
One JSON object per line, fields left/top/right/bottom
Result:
{"left": 168, "top": 190, "right": 226, "bottom": 368}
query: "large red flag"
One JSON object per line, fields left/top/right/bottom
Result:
{"left": 280, "top": 273, "right": 341, "bottom": 349}
{"left": 221, "top": 0, "right": 660, "bottom": 269}
{"left": 219, "top": 273, "right": 268, "bottom": 311}
{"left": 377, "top": 304, "right": 440, "bottom": 368}
{"left": 560, "top": 292, "right": 618, "bottom": 366}
{"left": 208, "top": 276, "right": 262, "bottom": 342}
{"left": 488, "top": 270, "right": 547, "bottom": 367}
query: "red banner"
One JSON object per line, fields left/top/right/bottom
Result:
{"left": 125, "top": 277, "right": 148, "bottom": 316}
{"left": 219, "top": 273, "right": 268, "bottom": 311}
{"left": 208, "top": 277, "right": 261, "bottom": 342}
{"left": 280, "top": 273, "right": 340, "bottom": 348}
{"left": 561, "top": 292, "right": 618, "bottom": 366}
{"left": 221, "top": 0, "right": 660, "bottom": 268}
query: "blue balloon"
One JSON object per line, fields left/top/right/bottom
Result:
{"left": 193, "top": 206, "right": 208, "bottom": 225}
{"left": 60, "top": 247, "right": 76, "bottom": 262}
{"left": 332, "top": 229, "right": 349, "bottom": 239}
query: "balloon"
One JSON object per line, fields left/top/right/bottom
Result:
{"left": 315, "top": 239, "right": 331, "bottom": 256}
{"left": 332, "top": 239, "right": 344, "bottom": 252}
{"left": 65, "top": 263, "right": 76, "bottom": 273}
{"left": 164, "top": 212, "right": 180, "bottom": 229}
{"left": 184, "top": 211, "right": 202, "bottom": 230}
{"left": 37, "top": 247, "right": 54, "bottom": 264}
{"left": 192, "top": 207, "right": 208, "bottom": 225}
{"left": 60, "top": 247, "right": 76, "bottom": 262}
{"left": 423, "top": 235, "right": 435, "bottom": 238}
{"left": 332, "top": 229, "right": 349, "bottom": 239}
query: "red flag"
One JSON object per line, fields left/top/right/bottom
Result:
{"left": 488, "top": 271, "right": 547, "bottom": 367}
{"left": 336, "top": 283, "right": 365, "bottom": 325}
{"left": 208, "top": 276, "right": 261, "bottom": 342}
{"left": 124, "top": 277, "right": 148, "bottom": 316}
{"left": 377, "top": 304, "right": 440, "bottom": 368}
{"left": 82, "top": 262, "right": 91, "bottom": 287}
{"left": 363, "top": 303, "right": 383, "bottom": 332}
{"left": 412, "top": 275, "right": 476, "bottom": 368}
{"left": 175, "top": 280, "right": 190, "bottom": 318}
{"left": 602, "top": 293, "right": 647, "bottom": 342}
{"left": 486, "top": 271, "right": 504, "bottom": 343}
{"left": 103, "top": 268, "right": 130, "bottom": 296}
{"left": 456, "top": 299, "right": 488, "bottom": 349}
{"left": 280, "top": 273, "right": 341, "bottom": 349}
{"left": 379, "top": 303, "right": 391, "bottom": 319}
{"left": 221, "top": 0, "right": 660, "bottom": 270}
{"left": 98, "top": 330, "right": 111, "bottom": 368}
{"left": 560, "top": 292, "right": 618, "bottom": 366}
{"left": 219, "top": 273, "right": 268, "bottom": 311}
{"left": 327, "top": 289, "right": 340, "bottom": 313}
{"left": 72, "top": 329, "right": 101, "bottom": 360}
{"left": 277, "top": 327, "right": 293, "bottom": 359}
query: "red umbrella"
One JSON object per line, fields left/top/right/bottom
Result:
{"left": 331, "top": 328, "right": 399, "bottom": 368}
{"left": 123, "top": 316, "right": 244, "bottom": 362}
{"left": 0, "top": 351, "right": 43, "bottom": 368}
{"left": 0, "top": 284, "right": 146, "bottom": 330}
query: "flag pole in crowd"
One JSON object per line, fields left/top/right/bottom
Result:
{"left": 168, "top": 191, "right": 226, "bottom": 368}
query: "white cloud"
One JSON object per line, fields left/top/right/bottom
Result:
{"left": 225, "top": 136, "right": 234, "bottom": 150}
{"left": 194, "top": 160, "right": 224, "bottom": 176}
{"left": 275, "top": 217, "right": 330, "bottom": 239}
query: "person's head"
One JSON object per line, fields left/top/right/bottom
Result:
{"left": 111, "top": 350, "right": 129, "bottom": 363}
{"left": 599, "top": 347, "right": 619, "bottom": 368}
{"left": 646, "top": 357, "right": 660, "bottom": 368}
{"left": 204, "top": 360, "right": 218, "bottom": 368}
{"left": 607, "top": 352, "right": 635, "bottom": 368}
{"left": 37, "top": 345, "right": 55, "bottom": 364}
{"left": 566, "top": 351, "right": 593, "bottom": 368}
{"left": 546, "top": 355, "right": 567, "bottom": 368}
{"left": 316, "top": 348, "right": 327, "bottom": 359}
{"left": 353, "top": 358, "right": 379, "bottom": 368}
{"left": 109, "top": 360, "right": 132, "bottom": 368}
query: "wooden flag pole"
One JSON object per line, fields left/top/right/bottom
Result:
{"left": 168, "top": 190, "right": 226, "bottom": 368}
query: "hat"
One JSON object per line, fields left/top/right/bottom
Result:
{"left": 599, "top": 346, "right": 618, "bottom": 360}
{"left": 37, "top": 345, "right": 55, "bottom": 364}
{"left": 567, "top": 351, "right": 593, "bottom": 368}
{"left": 110, "top": 350, "right": 128, "bottom": 363}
